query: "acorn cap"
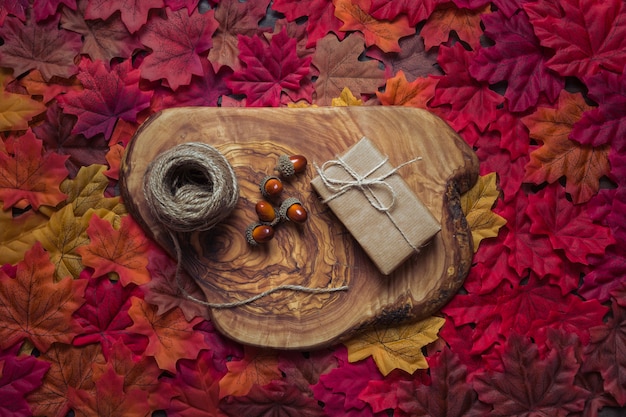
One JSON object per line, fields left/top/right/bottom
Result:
{"left": 245, "top": 222, "right": 261, "bottom": 246}
{"left": 278, "top": 197, "right": 303, "bottom": 222}
{"left": 276, "top": 154, "right": 296, "bottom": 178}
{"left": 259, "top": 175, "right": 283, "bottom": 199}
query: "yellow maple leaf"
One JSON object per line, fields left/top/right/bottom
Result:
{"left": 0, "top": 85, "right": 46, "bottom": 131}
{"left": 331, "top": 87, "right": 363, "bottom": 106}
{"left": 344, "top": 316, "right": 446, "bottom": 375}
{"left": 0, "top": 208, "right": 49, "bottom": 265}
{"left": 461, "top": 172, "right": 507, "bottom": 252}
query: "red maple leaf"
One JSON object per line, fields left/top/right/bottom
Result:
{"left": 58, "top": 57, "right": 153, "bottom": 140}
{"left": 77, "top": 214, "right": 152, "bottom": 286}
{"left": 0, "top": 130, "right": 69, "bottom": 210}
{"left": 396, "top": 347, "right": 490, "bottom": 417}
{"left": 472, "top": 333, "right": 589, "bottom": 416}
{"left": 358, "top": 370, "right": 424, "bottom": 414}
{"left": 226, "top": 28, "right": 312, "bottom": 106}
{"left": 0, "top": 14, "right": 82, "bottom": 80}
{"left": 85, "top": 0, "right": 165, "bottom": 33}
{"left": 0, "top": 243, "right": 86, "bottom": 352}
{"left": 72, "top": 272, "right": 148, "bottom": 354}
{"left": 311, "top": 348, "right": 383, "bottom": 414}
{"left": 164, "top": 349, "right": 223, "bottom": 416}
{"left": 220, "top": 380, "right": 326, "bottom": 417}
{"left": 126, "top": 297, "right": 209, "bottom": 373}
{"left": 583, "top": 301, "right": 626, "bottom": 406}
{"left": 0, "top": 0, "right": 28, "bottom": 25}
{"left": 0, "top": 344, "right": 50, "bottom": 416}
{"left": 278, "top": 349, "right": 338, "bottom": 395}
{"left": 525, "top": 0, "right": 626, "bottom": 77}
{"left": 33, "top": 102, "right": 109, "bottom": 178}
{"left": 271, "top": 0, "right": 345, "bottom": 48}
{"left": 139, "top": 6, "right": 218, "bottom": 90}
{"left": 527, "top": 183, "right": 615, "bottom": 265}
{"left": 469, "top": 10, "right": 563, "bottom": 112}
{"left": 208, "top": 0, "right": 270, "bottom": 72}
{"left": 431, "top": 43, "right": 503, "bottom": 132}
{"left": 33, "top": 0, "right": 76, "bottom": 22}
{"left": 571, "top": 70, "right": 626, "bottom": 148}
{"left": 164, "top": 0, "right": 199, "bottom": 13}
{"left": 368, "top": 0, "right": 440, "bottom": 26}
{"left": 61, "top": 0, "right": 142, "bottom": 68}
{"left": 151, "top": 59, "right": 232, "bottom": 112}
{"left": 490, "top": 108, "right": 531, "bottom": 161}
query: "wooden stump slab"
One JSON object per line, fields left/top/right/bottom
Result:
{"left": 121, "top": 106, "right": 479, "bottom": 350}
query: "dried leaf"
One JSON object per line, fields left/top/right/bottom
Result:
{"left": 343, "top": 316, "right": 446, "bottom": 376}
{"left": 461, "top": 173, "right": 507, "bottom": 252}
{"left": 0, "top": 243, "right": 86, "bottom": 352}
{"left": 311, "top": 33, "right": 385, "bottom": 105}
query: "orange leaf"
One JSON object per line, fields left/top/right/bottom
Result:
{"left": 0, "top": 243, "right": 87, "bottom": 352}
{"left": 421, "top": 3, "right": 489, "bottom": 50}
{"left": 104, "top": 143, "right": 124, "bottom": 180}
{"left": 0, "top": 130, "right": 69, "bottom": 210}
{"left": 219, "top": 346, "right": 281, "bottom": 398}
{"left": 522, "top": 90, "right": 610, "bottom": 204}
{"left": 126, "top": 297, "right": 209, "bottom": 373}
{"left": 333, "top": 0, "right": 414, "bottom": 52}
{"left": 376, "top": 70, "right": 438, "bottom": 108}
{"left": 0, "top": 86, "right": 46, "bottom": 131}
{"left": 19, "top": 69, "right": 83, "bottom": 103}
{"left": 77, "top": 214, "right": 151, "bottom": 286}
{"left": 27, "top": 343, "right": 105, "bottom": 417}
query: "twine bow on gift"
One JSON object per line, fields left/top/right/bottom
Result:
{"left": 314, "top": 153, "right": 422, "bottom": 253}
{"left": 314, "top": 155, "right": 421, "bottom": 212}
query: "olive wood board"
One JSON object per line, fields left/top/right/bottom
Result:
{"left": 120, "top": 106, "right": 479, "bottom": 350}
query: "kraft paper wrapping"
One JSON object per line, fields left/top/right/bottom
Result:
{"left": 311, "top": 137, "right": 441, "bottom": 275}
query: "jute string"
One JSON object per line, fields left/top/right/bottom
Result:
{"left": 143, "top": 142, "right": 348, "bottom": 309}
{"left": 314, "top": 155, "right": 421, "bottom": 252}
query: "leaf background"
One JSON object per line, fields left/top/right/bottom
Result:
{"left": 0, "top": 0, "right": 625, "bottom": 416}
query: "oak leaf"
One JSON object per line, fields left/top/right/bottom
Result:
{"left": 208, "top": 0, "right": 269, "bottom": 72}
{"left": 333, "top": 0, "right": 414, "bottom": 53}
{"left": 27, "top": 343, "right": 105, "bottom": 417}
{"left": 227, "top": 29, "right": 312, "bottom": 106}
{"left": 0, "top": 243, "right": 86, "bottom": 352}
{"left": 220, "top": 380, "right": 326, "bottom": 417}
{"left": 0, "top": 15, "right": 81, "bottom": 80}
{"left": 85, "top": 0, "right": 165, "bottom": 33}
{"left": 77, "top": 214, "right": 151, "bottom": 285}
{"left": 0, "top": 85, "right": 47, "bottom": 131}
{"left": 312, "top": 33, "right": 385, "bottom": 105}
{"left": 469, "top": 9, "right": 564, "bottom": 112}
{"left": 61, "top": 0, "right": 142, "bottom": 68}
{"left": 0, "top": 345, "right": 50, "bottom": 416}
{"left": 219, "top": 347, "right": 281, "bottom": 398}
{"left": 523, "top": 90, "right": 609, "bottom": 204}
{"left": 58, "top": 57, "right": 153, "bottom": 140}
{"left": 126, "top": 297, "right": 209, "bottom": 372}
{"left": 376, "top": 70, "right": 437, "bottom": 108}
{"left": 472, "top": 334, "right": 589, "bottom": 416}
{"left": 396, "top": 347, "right": 490, "bottom": 417}
{"left": 421, "top": 3, "right": 488, "bottom": 51}
{"left": 139, "top": 6, "right": 218, "bottom": 90}
{"left": 0, "top": 130, "right": 68, "bottom": 211}
{"left": 343, "top": 316, "right": 446, "bottom": 375}
{"left": 331, "top": 87, "right": 363, "bottom": 106}
{"left": 525, "top": 0, "right": 626, "bottom": 77}
{"left": 461, "top": 172, "right": 507, "bottom": 252}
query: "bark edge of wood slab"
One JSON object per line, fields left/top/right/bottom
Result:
{"left": 120, "top": 106, "right": 479, "bottom": 350}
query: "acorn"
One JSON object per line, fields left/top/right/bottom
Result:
{"left": 255, "top": 200, "right": 276, "bottom": 223}
{"left": 278, "top": 197, "right": 308, "bottom": 223}
{"left": 260, "top": 175, "right": 283, "bottom": 199}
{"left": 276, "top": 154, "right": 307, "bottom": 178}
{"left": 245, "top": 222, "right": 275, "bottom": 245}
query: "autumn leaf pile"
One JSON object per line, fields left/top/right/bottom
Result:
{"left": 0, "top": 0, "right": 625, "bottom": 416}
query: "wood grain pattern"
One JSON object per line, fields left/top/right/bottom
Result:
{"left": 120, "top": 106, "right": 479, "bottom": 349}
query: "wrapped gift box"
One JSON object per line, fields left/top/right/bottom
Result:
{"left": 311, "top": 137, "right": 441, "bottom": 275}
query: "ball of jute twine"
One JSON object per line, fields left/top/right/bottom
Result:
{"left": 143, "top": 142, "right": 347, "bottom": 309}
